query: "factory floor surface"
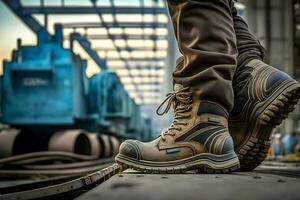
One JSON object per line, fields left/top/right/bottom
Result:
{"left": 76, "top": 161, "right": 300, "bottom": 200}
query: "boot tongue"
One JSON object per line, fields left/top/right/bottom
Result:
{"left": 161, "top": 83, "right": 191, "bottom": 139}
{"left": 174, "top": 83, "right": 184, "bottom": 92}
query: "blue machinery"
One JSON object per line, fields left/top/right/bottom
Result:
{"left": 0, "top": 0, "right": 167, "bottom": 151}
{"left": 2, "top": 0, "right": 169, "bottom": 103}
{"left": 2, "top": 27, "right": 150, "bottom": 139}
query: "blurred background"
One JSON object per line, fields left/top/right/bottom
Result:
{"left": 0, "top": 0, "right": 300, "bottom": 169}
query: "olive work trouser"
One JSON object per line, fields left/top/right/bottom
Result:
{"left": 167, "top": 0, "right": 265, "bottom": 113}
{"left": 167, "top": 0, "right": 238, "bottom": 113}
{"left": 232, "top": 7, "right": 265, "bottom": 69}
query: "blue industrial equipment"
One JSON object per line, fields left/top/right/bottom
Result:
{"left": 126, "top": 99, "right": 145, "bottom": 139}
{"left": 2, "top": 0, "right": 169, "bottom": 102}
{"left": 1, "top": 0, "right": 156, "bottom": 141}
{"left": 86, "top": 70, "right": 133, "bottom": 137}
{"left": 0, "top": 27, "right": 151, "bottom": 140}
{"left": 2, "top": 26, "right": 85, "bottom": 125}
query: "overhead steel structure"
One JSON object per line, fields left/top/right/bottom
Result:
{"left": 3, "top": 0, "right": 169, "bottom": 105}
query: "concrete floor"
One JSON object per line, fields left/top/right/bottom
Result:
{"left": 76, "top": 164, "right": 300, "bottom": 200}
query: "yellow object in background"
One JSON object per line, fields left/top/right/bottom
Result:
{"left": 285, "top": 154, "right": 297, "bottom": 161}
{"left": 267, "top": 147, "right": 273, "bottom": 158}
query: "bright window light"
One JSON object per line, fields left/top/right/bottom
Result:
{"left": 87, "top": 28, "right": 108, "bottom": 35}
{"left": 91, "top": 39, "right": 114, "bottom": 48}
{"left": 125, "top": 84, "right": 136, "bottom": 91}
{"left": 143, "top": 92, "right": 161, "bottom": 97}
{"left": 138, "top": 84, "right": 161, "bottom": 90}
{"left": 116, "top": 69, "right": 130, "bottom": 76}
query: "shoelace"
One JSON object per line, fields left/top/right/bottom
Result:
{"left": 156, "top": 87, "right": 193, "bottom": 141}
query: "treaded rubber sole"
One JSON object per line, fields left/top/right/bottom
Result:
{"left": 237, "top": 82, "right": 300, "bottom": 171}
{"left": 115, "top": 152, "right": 240, "bottom": 174}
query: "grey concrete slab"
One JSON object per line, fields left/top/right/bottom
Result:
{"left": 76, "top": 168, "right": 300, "bottom": 200}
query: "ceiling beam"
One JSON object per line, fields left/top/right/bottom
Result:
{"left": 20, "top": 6, "right": 167, "bottom": 15}
{"left": 62, "top": 22, "right": 167, "bottom": 29}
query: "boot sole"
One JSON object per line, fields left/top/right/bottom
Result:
{"left": 236, "top": 80, "right": 300, "bottom": 171}
{"left": 115, "top": 152, "right": 240, "bottom": 174}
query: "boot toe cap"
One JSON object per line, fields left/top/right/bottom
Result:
{"left": 119, "top": 140, "right": 141, "bottom": 160}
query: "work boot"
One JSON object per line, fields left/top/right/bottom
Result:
{"left": 229, "top": 9, "right": 300, "bottom": 170}
{"left": 116, "top": 84, "right": 240, "bottom": 173}
{"left": 116, "top": 0, "right": 239, "bottom": 173}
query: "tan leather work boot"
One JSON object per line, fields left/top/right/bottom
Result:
{"left": 116, "top": 84, "right": 240, "bottom": 174}
{"left": 229, "top": 59, "right": 300, "bottom": 170}
{"left": 229, "top": 8, "right": 300, "bottom": 170}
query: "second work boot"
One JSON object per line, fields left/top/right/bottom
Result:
{"left": 116, "top": 85, "right": 240, "bottom": 173}
{"left": 230, "top": 59, "right": 300, "bottom": 170}
{"left": 229, "top": 10, "right": 300, "bottom": 170}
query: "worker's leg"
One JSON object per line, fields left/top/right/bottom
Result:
{"left": 116, "top": 0, "right": 240, "bottom": 174}
{"left": 232, "top": 7, "right": 265, "bottom": 68}
{"left": 169, "top": 0, "right": 237, "bottom": 112}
